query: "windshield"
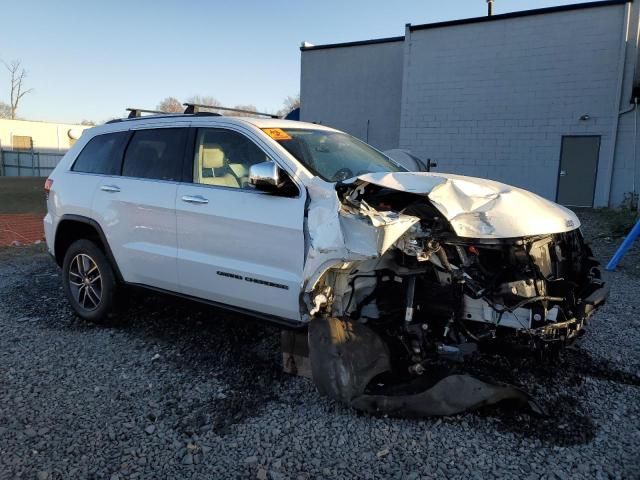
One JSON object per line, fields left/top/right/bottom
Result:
{"left": 271, "top": 129, "right": 406, "bottom": 181}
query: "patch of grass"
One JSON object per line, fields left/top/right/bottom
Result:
{"left": 0, "top": 177, "right": 47, "bottom": 215}
{"left": 587, "top": 207, "right": 638, "bottom": 239}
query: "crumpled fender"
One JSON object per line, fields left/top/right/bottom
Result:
{"left": 309, "top": 317, "right": 541, "bottom": 417}
{"left": 350, "top": 172, "right": 580, "bottom": 239}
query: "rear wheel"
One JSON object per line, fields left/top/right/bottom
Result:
{"left": 62, "top": 239, "right": 117, "bottom": 322}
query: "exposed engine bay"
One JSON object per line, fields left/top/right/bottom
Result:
{"left": 303, "top": 172, "right": 608, "bottom": 416}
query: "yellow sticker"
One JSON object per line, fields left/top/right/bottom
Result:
{"left": 262, "top": 128, "right": 292, "bottom": 141}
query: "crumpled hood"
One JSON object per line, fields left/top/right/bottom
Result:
{"left": 352, "top": 172, "right": 580, "bottom": 239}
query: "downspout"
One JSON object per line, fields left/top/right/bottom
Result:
{"left": 399, "top": 24, "right": 413, "bottom": 150}
{"left": 636, "top": 99, "right": 639, "bottom": 212}
{"left": 603, "top": 2, "right": 635, "bottom": 207}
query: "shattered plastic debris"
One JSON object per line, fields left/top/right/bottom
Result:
{"left": 309, "top": 317, "right": 541, "bottom": 417}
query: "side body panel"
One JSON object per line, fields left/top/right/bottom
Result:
{"left": 44, "top": 138, "right": 105, "bottom": 256}
{"left": 176, "top": 185, "right": 305, "bottom": 319}
{"left": 91, "top": 177, "right": 179, "bottom": 290}
{"left": 175, "top": 123, "right": 307, "bottom": 321}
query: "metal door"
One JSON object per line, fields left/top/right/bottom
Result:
{"left": 175, "top": 127, "right": 306, "bottom": 321}
{"left": 556, "top": 136, "right": 600, "bottom": 207}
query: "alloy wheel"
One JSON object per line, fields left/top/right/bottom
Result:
{"left": 68, "top": 253, "right": 102, "bottom": 311}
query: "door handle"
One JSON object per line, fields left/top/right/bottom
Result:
{"left": 181, "top": 195, "right": 209, "bottom": 205}
{"left": 559, "top": 170, "right": 567, "bottom": 177}
{"left": 100, "top": 185, "right": 121, "bottom": 193}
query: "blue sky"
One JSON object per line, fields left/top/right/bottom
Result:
{"left": 1, "top": 0, "right": 585, "bottom": 124}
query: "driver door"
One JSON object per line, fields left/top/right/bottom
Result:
{"left": 175, "top": 127, "right": 306, "bottom": 321}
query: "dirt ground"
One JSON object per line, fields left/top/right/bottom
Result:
{"left": 0, "top": 177, "right": 47, "bottom": 246}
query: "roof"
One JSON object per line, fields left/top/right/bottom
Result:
{"left": 95, "top": 115, "right": 337, "bottom": 133}
{"left": 300, "top": 35, "right": 404, "bottom": 52}
{"left": 409, "top": 0, "right": 631, "bottom": 32}
{"left": 300, "top": 0, "right": 631, "bottom": 52}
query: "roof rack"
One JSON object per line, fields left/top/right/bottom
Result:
{"left": 126, "top": 108, "right": 166, "bottom": 118}
{"left": 106, "top": 102, "right": 280, "bottom": 125}
{"left": 183, "top": 103, "right": 279, "bottom": 118}
{"left": 105, "top": 108, "right": 222, "bottom": 124}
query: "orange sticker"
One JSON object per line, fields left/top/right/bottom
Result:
{"left": 262, "top": 128, "right": 292, "bottom": 141}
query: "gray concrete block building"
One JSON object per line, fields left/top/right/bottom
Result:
{"left": 300, "top": 0, "right": 640, "bottom": 207}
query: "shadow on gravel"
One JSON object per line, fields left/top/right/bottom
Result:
{"left": 468, "top": 347, "right": 639, "bottom": 446}
{"left": 2, "top": 246, "right": 636, "bottom": 443}
{"left": 475, "top": 395, "right": 596, "bottom": 447}
{"left": 0, "top": 249, "right": 288, "bottom": 436}
{"left": 98, "top": 290, "right": 288, "bottom": 436}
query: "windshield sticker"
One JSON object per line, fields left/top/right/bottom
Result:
{"left": 262, "top": 128, "right": 292, "bottom": 141}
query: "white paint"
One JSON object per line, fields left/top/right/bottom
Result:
{"left": 300, "top": 40, "right": 404, "bottom": 151}
{"left": 300, "top": 2, "right": 638, "bottom": 207}
{"left": 352, "top": 172, "right": 580, "bottom": 238}
{"left": 46, "top": 115, "right": 582, "bottom": 325}
{"left": 0, "top": 118, "right": 91, "bottom": 152}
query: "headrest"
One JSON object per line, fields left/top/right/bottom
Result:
{"left": 202, "top": 144, "right": 225, "bottom": 169}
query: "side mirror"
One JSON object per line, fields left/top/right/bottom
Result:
{"left": 250, "top": 161, "right": 283, "bottom": 191}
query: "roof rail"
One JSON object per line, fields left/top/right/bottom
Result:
{"left": 183, "top": 103, "right": 279, "bottom": 118}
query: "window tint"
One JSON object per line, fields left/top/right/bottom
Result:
{"left": 193, "top": 129, "right": 271, "bottom": 189}
{"left": 71, "top": 132, "right": 129, "bottom": 175}
{"left": 122, "top": 128, "right": 187, "bottom": 181}
{"left": 274, "top": 129, "right": 405, "bottom": 182}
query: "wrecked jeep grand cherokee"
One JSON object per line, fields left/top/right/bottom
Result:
{"left": 44, "top": 116, "right": 607, "bottom": 416}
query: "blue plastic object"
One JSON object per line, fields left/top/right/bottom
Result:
{"left": 606, "top": 217, "right": 640, "bottom": 271}
{"left": 284, "top": 107, "right": 300, "bottom": 121}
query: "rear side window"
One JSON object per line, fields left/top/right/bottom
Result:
{"left": 122, "top": 128, "right": 187, "bottom": 181}
{"left": 71, "top": 131, "right": 129, "bottom": 175}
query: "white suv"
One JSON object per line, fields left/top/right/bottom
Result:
{"left": 44, "top": 112, "right": 607, "bottom": 414}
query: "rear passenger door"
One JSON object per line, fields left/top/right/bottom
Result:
{"left": 91, "top": 126, "right": 187, "bottom": 291}
{"left": 175, "top": 127, "right": 306, "bottom": 321}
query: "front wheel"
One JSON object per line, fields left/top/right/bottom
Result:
{"left": 62, "top": 239, "right": 117, "bottom": 323}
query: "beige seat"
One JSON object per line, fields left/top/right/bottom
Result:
{"left": 228, "top": 163, "right": 250, "bottom": 187}
{"left": 199, "top": 144, "right": 239, "bottom": 188}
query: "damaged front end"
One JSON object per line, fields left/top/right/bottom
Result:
{"left": 303, "top": 172, "right": 608, "bottom": 416}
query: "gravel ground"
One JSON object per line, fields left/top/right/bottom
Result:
{"left": 0, "top": 210, "right": 639, "bottom": 479}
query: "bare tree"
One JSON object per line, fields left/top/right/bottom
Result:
{"left": 231, "top": 104, "right": 258, "bottom": 117}
{"left": 80, "top": 119, "right": 96, "bottom": 126}
{"left": 186, "top": 95, "right": 222, "bottom": 113}
{"left": 0, "top": 101, "right": 11, "bottom": 119}
{"left": 277, "top": 94, "right": 300, "bottom": 118}
{"left": 2, "top": 59, "right": 33, "bottom": 119}
{"left": 156, "top": 97, "right": 184, "bottom": 113}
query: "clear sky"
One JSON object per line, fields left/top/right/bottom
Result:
{"left": 1, "top": 0, "right": 588, "bottom": 124}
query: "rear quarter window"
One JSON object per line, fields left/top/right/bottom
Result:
{"left": 122, "top": 128, "right": 187, "bottom": 181}
{"left": 71, "top": 131, "right": 129, "bottom": 175}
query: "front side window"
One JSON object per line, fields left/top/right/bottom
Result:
{"left": 122, "top": 128, "right": 187, "bottom": 181}
{"left": 193, "top": 128, "right": 271, "bottom": 189}
{"left": 72, "top": 131, "right": 129, "bottom": 175}
{"left": 269, "top": 129, "right": 405, "bottom": 182}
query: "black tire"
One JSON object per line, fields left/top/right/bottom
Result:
{"left": 62, "top": 239, "right": 118, "bottom": 323}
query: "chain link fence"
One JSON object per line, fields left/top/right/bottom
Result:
{"left": 0, "top": 150, "right": 65, "bottom": 177}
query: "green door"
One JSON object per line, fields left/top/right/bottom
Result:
{"left": 556, "top": 136, "right": 600, "bottom": 207}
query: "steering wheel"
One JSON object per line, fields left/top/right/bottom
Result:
{"left": 332, "top": 168, "right": 354, "bottom": 182}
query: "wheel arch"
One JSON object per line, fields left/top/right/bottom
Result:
{"left": 54, "top": 215, "right": 123, "bottom": 282}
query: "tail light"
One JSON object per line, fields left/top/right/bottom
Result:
{"left": 44, "top": 178, "right": 53, "bottom": 199}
